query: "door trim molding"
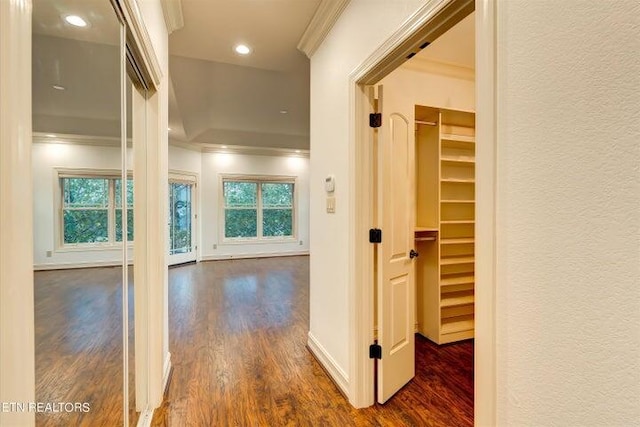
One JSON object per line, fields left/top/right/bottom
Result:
{"left": 0, "top": 1, "right": 35, "bottom": 425}
{"left": 348, "top": 0, "right": 497, "bottom": 422}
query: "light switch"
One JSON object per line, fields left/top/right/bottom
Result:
{"left": 326, "top": 196, "right": 336, "bottom": 213}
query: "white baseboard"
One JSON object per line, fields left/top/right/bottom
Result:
{"left": 33, "top": 260, "right": 133, "bottom": 271}
{"left": 201, "top": 250, "right": 309, "bottom": 262}
{"left": 307, "top": 332, "right": 349, "bottom": 397}
{"left": 162, "top": 352, "right": 172, "bottom": 393}
{"left": 136, "top": 408, "right": 154, "bottom": 427}
{"left": 136, "top": 352, "right": 171, "bottom": 427}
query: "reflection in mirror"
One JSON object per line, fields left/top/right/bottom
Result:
{"left": 32, "top": 0, "right": 128, "bottom": 425}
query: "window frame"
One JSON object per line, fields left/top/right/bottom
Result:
{"left": 55, "top": 168, "right": 134, "bottom": 251}
{"left": 219, "top": 174, "right": 297, "bottom": 244}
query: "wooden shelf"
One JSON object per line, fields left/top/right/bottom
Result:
{"left": 440, "top": 238, "right": 475, "bottom": 245}
{"left": 441, "top": 295, "right": 474, "bottom": 307}
{"left": 441, "top": 199, "right": 474, "bottom": 204}
{"left": 440, "top": 256, "right": 474, "bottom": 266}
{"left": 441, "top": 134, "right": 475, "bottom": 144}
{"left": 415, "top": 227, "right": 438, "bottom": 232}
{"left": 415, "top": 107, "right": 476, "bottom": 345}
{"left": 441, "top": 275, "right": 475, "bottom": 286}
{"left": 441, "top": 156, "right": 475, "bottom": 164}
{"left": 441, "top": 178, "right": 475, "bottom": 183}
{"left": 440, "top": 220, "right": 474, "bottom": 225}
{"left": 441, "top": 318, "right": 475, "bottom": 335}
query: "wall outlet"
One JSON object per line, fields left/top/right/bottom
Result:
{"left": 46, "top": 250, "right": 52, "bottom": 258}
{"left": 213, "top": 244, "right": 217, "bottom": 249}
{"left": 299, "top": 240, "right": 303, "bottom": 245}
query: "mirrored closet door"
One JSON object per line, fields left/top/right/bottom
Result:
{"left": 32, "top": 1, "right": 149, "bottom": 425}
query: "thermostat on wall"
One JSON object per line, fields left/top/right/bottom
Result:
{"left": 325, "top": 175, "right": 335, "bottom": 193}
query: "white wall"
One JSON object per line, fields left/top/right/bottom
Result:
{"left": 494, "top": 1, "right": 640, "bottom": 425}
{"left": 200, "top": 151, "right": 310, "bottom": 259}
{"left": 33, "top": 142, "right": 308, "bottom": 268}
{"left": 308, "top": 0, "right": 425, "bottom": 387}
{"left": 310, "top": 0, "right": 640, "bottom": 423}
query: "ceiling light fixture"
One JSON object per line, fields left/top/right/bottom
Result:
{"left": 46, "top": 134, "right": 57, "bottom": 138}
{"left": 295, "top": 150, "right": 301, "bottom": 153}
{"left": 221, "top": 145, "right": 228, "bottom": 149}
{"left": 279, "top": 110, "right": 288, "bottom": 114}
{"left": 234, "top": 44, "right": 251, "bottom": 55}
{"left": 64, "top": 15, "right": 88, "bottom": 27}
{"left": 168, "top": 127, "right": 172, "bottom": 131}
{"left": 52, "top": 85, "right": 66, "bottom": 91}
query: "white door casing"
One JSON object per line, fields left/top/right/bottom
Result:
{"left": 376, "top": 84, "right": 416, "bottom": 403}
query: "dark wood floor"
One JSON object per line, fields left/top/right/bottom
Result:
{"left": 34, "top": 267, "right": 137, "bottom": 427}
{"left": 34, "top": 256, "right": 473, "bottom": 426}
{"left": 152, "top": 256, "right": 473, "bottom": 426}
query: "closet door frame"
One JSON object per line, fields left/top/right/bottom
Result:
{"left": 347, "top": 1, "right": 498, "bottom": 426}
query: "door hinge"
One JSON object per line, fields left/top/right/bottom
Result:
{"left": 369, "top": 344, "right": 382, "bottom": 359}
{"left": 369, "top": 113, "right": 382, "bottom": 128}
{"left": 369, "top": 228, "right": 382, "bottom": 243}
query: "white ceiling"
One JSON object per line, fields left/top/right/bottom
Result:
{"left": 168, "top": 0, "right": 321, "bottom": 149}
{"left": 31, "top": 1, "right": 474, "bottom": 150}
{"left": 414, "top": 11, "right": 475, "bottom": 69}
{"left": 170, "top": 0, "right": 321, "bottom": 72}
{"left": 32, "top": 0, "right": 125, "bottom": 137}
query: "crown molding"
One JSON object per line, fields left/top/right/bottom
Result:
{"left": 33, "top": 132, "right": 125, "bottom": 147}
{"left": 160, "top": 0, "right": 184, "bottom": 34}
{"left": 297, "top": 0, "right": 351, "bottom": 58}
{"left": 200, "top": 143, "right": 310, "bottom": 158}
{"left": 401, "top": 57, "right": 475, "bottom": 81}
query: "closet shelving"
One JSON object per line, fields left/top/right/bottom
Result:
{"left": 415, "top": 106, "right": 476, "bottom": 345}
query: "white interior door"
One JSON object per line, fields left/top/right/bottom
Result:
{"left": 376, "top": 84, "right": 416, "bottom": 403}
{"left": 169, "top": 175, "right": 197, "bottom": 265}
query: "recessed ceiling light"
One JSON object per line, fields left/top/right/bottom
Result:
{"left": 280, "top": 110, "right": 288, "bottom": 114}
{"left": 46, "top": 134, "right": 57, "bottom": 138}
{"left": 221, "top": 145, "right": 228, "bottom": 149}
{"left": 64, "top": 15, "right": 87, "bottom": 27}
{"left": 168, "top": 127, "right": 172, "bottom": 131}
{"left": 234, "top": 44, "right": 251, "bottom": 55}
{"left": 295, "top": 150, "right": 301, "bottom": 153}
{"left": 52, "top": 85, "right": 65, "bottom": 91}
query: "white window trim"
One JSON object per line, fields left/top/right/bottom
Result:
{"left": 55, "top": 168, "right": 135, "bottom": 252}
{"left": 218, "top": 174, "right": 298, "bottom": 244}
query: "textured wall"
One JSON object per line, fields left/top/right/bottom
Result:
{"left": 496, "top": 1, "right": 640, "bottom": 424}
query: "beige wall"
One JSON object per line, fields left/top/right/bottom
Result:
{"left": 308, "top": 0, "right": 425, "bottom": 388}
{"left": 494, "top": 1, "right": 639, "bottom": 424}
{"left": 310, "top": 0, "right": 640, "bottom": 423}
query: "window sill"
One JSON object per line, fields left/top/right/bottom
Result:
{"left": 220, "top": 237, "right": 297, "bottom": 246}
{"left": 56, "top": 243, "right": 134, "bottom": 253}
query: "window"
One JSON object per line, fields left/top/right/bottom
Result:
{"left": 60, "top": 175, "right": 133, "bottom": 246}
{"left": 222, "top": 177, "right": 295, "bottom": 240}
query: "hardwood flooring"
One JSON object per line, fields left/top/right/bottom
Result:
{"left": 34, "top": 267, "right": 138, "bottom": 427}
{"left": 152, "top": 256, "right": 473, "bottom": 427}
{"left": 34, "top": 256, "right": 473, "bottom": 426}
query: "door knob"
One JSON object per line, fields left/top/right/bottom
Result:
{"left": 409, "top": 249, "right": 419, "bottom": 259}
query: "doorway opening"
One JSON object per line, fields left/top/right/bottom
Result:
{"left": 169, "top": 173, "right": 198, "bottom": 266}
{"left": 348, "top": 0, "right": 497, "bottom": 424}
{"left": 371, "top": 11, "right": 475, "bottom": 419}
